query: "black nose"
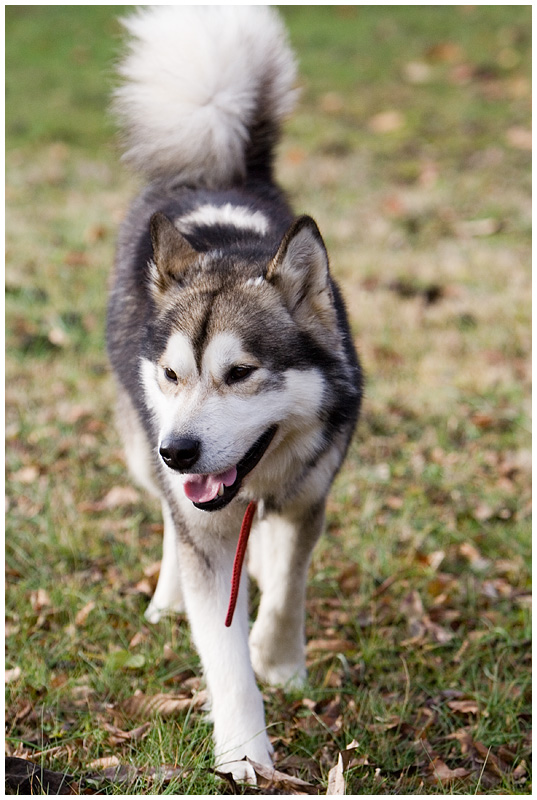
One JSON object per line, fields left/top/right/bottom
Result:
{"left": 159, "top": 437, "right": 201, "bottom": 471}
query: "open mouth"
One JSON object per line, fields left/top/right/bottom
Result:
{"left": 181, "top": 425, "right": 278, "bottom": 512}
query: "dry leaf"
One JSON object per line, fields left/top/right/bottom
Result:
{"left": 459, "top": 542, "right": 490, "bottom": 570}
{"left": 99, "top": 485, "right": 140, "bottom": 509}
{"left": 473, "top": 741, "right": 505, "bottom": 778}
{"left": 120, "top": 690, "right": 208, "bottom": 719}
{"left": 455, "top": 218, "right": 501, "bottom": 238}
{"left": 368, "top": 110, "right": 405, "bottom": 134}
{"left": 326, "top": 741, "right": 365, "bottom": 795}
{"left": 5, "top": 666, "right": 21, "bottom": 684}
{"left": 88, "top": 755, "right": 120, "bottom": 770}
{"left": 11, "top": 465, "right": 39, "bottom": 483}
{"left": 144, "top": 560, "right": 162, "bottom": 578}
{"left": 425, "top": 42, "right": 462, "bottom": 62}
{"left": 367, "top": 715, "right": 402, "bottom": 734}
{"left": 30, "top": 588, "right": 51, "bottom": 612}
{"left": 75, "top": 600, "right": 96, "bottom": 626}
{"left": 446, "top": 727, "right": 475, "bottom": 754}
{"left": 403, "top": 61, "right": 432, "bottom": 84}
{"left": 48, "top": 326, "right": 69, "bottom": 347}
{"left": 505, "top": 126, "right": 532, "bottom": 151}
{"left": 320, "top": 92, "right": 344, "bottom": 114}
{"left": 307, "top": 638, "right": 356, "bottom": 653}
{"left": 5, "top": 757, "right": 80, "bottom": 795}
{"left": 102, "top": 720, "right": 151, "bottom": 746}
{"left": 244, "top": 758, "right": 318, "bottom": 794}
{"left": 427, "top": 757, "right": 472, "bottom": 784}
{"left": 327, "top": 755, "right": 346, "bottom": 795}
{"left": 80, "top": 485, "right": 139, "bottom": 512}
{"left": 447, "top": 699, "right": 479, "bottom": 715}
{"left": 512, "top": 759, "right": 527, "bottom": 781}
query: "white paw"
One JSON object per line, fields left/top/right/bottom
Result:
{"left": 216, "top": 742, "right": 273, "bottom": 786}
{"left": 215, "top": 758, "right": 258, "bottom": 785}
{"left": 250, "top": 637, "right": 306, "bottom": 689}
{"left": 144, "top": 597, "right": 184, "bottom": 624}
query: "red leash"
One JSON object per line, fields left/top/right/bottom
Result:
{"left": 225, "top": 500, "right": 257, "bottom": 627}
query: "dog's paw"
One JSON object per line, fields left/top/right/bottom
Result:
{"left": 215, "top": 758, "right": 258, "bottom": 785}
{"left": 252, "top": 657, "right": 307, "bottom": 690}
{"left": 249, "top": 636, "right": 306, "bottom": 689}
{"left": 215, "top": 732, "right": 273, "bottom": 786}
{"left": 144, "top": 597, "right": 184, "bottom": 624}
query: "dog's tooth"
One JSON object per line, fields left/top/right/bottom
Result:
{"left": 217, "top": 484, "right": 224, "bottom": 497}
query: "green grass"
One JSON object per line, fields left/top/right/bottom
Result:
{"left": 6, "top": 5, "right": 531, "bottom": 795}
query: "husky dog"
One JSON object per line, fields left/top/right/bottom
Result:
{"left": 107, "top": 6, "right": 362, "bottom": 782}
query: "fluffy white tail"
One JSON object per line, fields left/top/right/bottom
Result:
{"left": 114, "top": 6, "right": 297, "bottom": 187}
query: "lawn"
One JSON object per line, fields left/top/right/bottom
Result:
{"left": 5, "top": 5, "right": 531, "bottom": 795}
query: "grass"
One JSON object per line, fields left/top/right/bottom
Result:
{"left": 6, "top": 5, "right": 531, "bottom": 795}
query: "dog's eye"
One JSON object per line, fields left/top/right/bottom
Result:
{"left": 164, "top": 367, "right": 178, "bottom": 383}
{"left": 226, "top": 365, "right": 256, "bottom": 384}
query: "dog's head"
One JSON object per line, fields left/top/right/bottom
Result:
{"left": 140, "top": 212, "right": 343, "bottom": 511}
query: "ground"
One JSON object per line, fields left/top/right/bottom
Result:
{"left": 6, "top": 6, "right": 531, "bottom": 795}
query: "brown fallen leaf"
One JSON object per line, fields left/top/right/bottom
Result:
{"left": 5, "top": 757, "right": 80, "bottom": 795}
{"left": 75, "top": 600, "right": 96, "bottom": 626}
{"left": 512, "top": 759, "right": 527, "bottom": 782}
{"left": 326, "top": 741, "right": 366, "bottom": 795}
{"left": 307, "top": 638, "right": 356, "bottom": 653}
{"left": 425, "top": 42, "right": 463, "bottom": 62}
{"left": 5, "top": 666, "right": 22, "bottom": 684}
{"left": 244, "top": 758, "right": 318, "bottom": 794}
{"left": 87, "top": 761, "right": 185, "bottom": 787}
{"left": 472, "top": 741, "right": 506, "bottom": 778}
{"left": 102, "top": 720, "right": 152, "bottom": 746}
{"left": 506, "top": 126, "right": 532, "bottom": 151}
{"left": 120, "top": 690, "right": 208, "bottom": 719}
{"left": 318, "top": 698, "right": 343, "bottom": 732}
{"left": 446, "top": 727, "right": 475, "bottom": 755}
{"left": 367, "top": 715, "right": 405, "bottom": 735}
{"left": 447, "top": 699, "right": 479, "bottom": 715}
{"left": 30, "top": 588, "right": 52, "bottom": 612}
{"left": 11, "top": 465, "right": 39, "bottom": 483}
{"left": 79, "top": 485, "right": 139, "bottom": 512}
{"left": 368, "top": 110, "right": 405, "bottom": 134}
{"left": 427, "top": 757, "right": 472, "bottom": 784}
{"left": 88, "top": 755, "right": 120, "bottom": 770}
{"left": 327, "top": 755, "right": 346, "bottom": 795}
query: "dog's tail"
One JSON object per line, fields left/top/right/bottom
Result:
{"left": 113, "top": 6, "right": 297, "bottom": 188}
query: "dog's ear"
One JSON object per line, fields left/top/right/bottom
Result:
{"left": 266, "top": 216, "right": 336, "bottom": 329}
{"left": 149, "top": 212, "right": 198, "bottom": 293}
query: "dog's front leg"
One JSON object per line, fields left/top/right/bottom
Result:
{"left": 145, "top": 501, "right": 185, "bottom": 623}
{"left": 177, "top": 527, "right": 272, "bottom": 783}
{"left": 249, "top": 503, "right": 325, "bottom": 688}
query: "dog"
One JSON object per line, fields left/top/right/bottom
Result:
{"left": 107, "top": 6, "right": 362, "bottom": 782}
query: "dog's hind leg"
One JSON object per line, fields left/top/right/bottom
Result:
{"left": 145, "top": 501, "right": 185, "bottom": 623}
{"left": 249, "top": 503, "right": 325, "bottom": 689}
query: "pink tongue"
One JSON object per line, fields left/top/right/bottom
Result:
{"left": 182, "top": 466, "right": 238, "bottom": 504}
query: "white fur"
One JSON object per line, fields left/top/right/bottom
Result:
{"left": 177, "top": 204, "right": 270, "bottom": 236}
{"left": 114, "top": 6, "right": 297, "bottom": 186}
{"left": 145, "top": 501, "right": 185, "bottom": 623}
{"left": 135, "top": 333, "right": 343, "bottom": 784}
{"left": 248, "top": 512, "right": 319, "bottom": 687}
{"left": 202, "top": 332, "right": 254, "bottom": 381}
{"left": 245, "top": 276, "right": 265, "bottom": 288}
{"left": 140, "top": 351, "right": 325, "bottom": 479}
{"left": 161, "top": 331, "right": 198, "bottom": 382}
{"left": 178, "top": 536, "right": 273, "bottom": 776}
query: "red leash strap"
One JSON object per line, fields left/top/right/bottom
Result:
{"left": 225, "top": 500, "right": 257, "bottom": 627}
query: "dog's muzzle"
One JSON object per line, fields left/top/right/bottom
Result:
{"left": 159, "top": 436, "right": 201, "bottom": 471}
{"left": 159, "top": 426, "right": 278, "bottom": 512}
